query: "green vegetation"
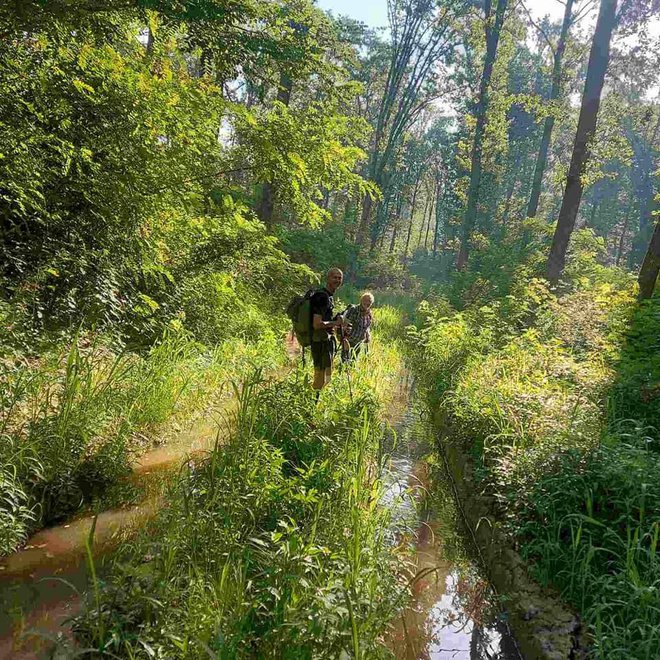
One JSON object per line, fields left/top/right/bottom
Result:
{"left": 72, "top": 317, "right": 409, "bottom": 658}
{"left": 1, "top": 0, "right": 658, "bottom": 657}
{"left": 408, "top": 233, "right": 660, "bottom": 658}
{"left": 0, "top": 331, "right": 284, "bottom": 555}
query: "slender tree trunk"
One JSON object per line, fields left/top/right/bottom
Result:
{"left": 424, "top": 195, "right": 434, "bottom": 250}
{"left": 588, "top": 196, "right": 600, "bottom": 227}
{"left": 389, "top": 192, "right": 405, "bottom": 253}
{"left": 457, "top": 0, "right": 508, "bottom": 270}
{"left": 615, "top": 200, "right": 633, "bottom": 266}
{"left": 547, "top": 0, "right": 617, "bottom": 282}
{"left": 145, "top": 26, "right": 154, "bottom": 58}
{"left": 526, "top": 0, "right": 575, "bottom": 218}
{"left": 502, "top": 168, "right": 518, "bottom": 225}
{"left": 638, "top": 220, "right": 660, "bottom": 299}
{"left": 417, "top": 194, "right": 430, "bottom": 249}
{"left": 404, "top": 177, "right": 421, "bottom": 264}
{"left": 257, "top": 71, "right": 292, "bottom": 229}
{"left": 432, "top": 177, "right": 442, "bottom": 256}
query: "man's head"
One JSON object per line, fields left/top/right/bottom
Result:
{"left": 360, "top": 291, "right": 374, "bottom": 311}
{"left": 326, "top": 267, "right": 343, "bottom": 293}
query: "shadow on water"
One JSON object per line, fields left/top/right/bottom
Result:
{"left": 382, "top": 375, "right": 521, "bottom": 660}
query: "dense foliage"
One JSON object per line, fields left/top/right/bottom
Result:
{"left": 408, "top": 233, "right": 659, "bottom": 657}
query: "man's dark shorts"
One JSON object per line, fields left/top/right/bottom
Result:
{"left": 311, "top": 338, "right": 336, "bottom": 370}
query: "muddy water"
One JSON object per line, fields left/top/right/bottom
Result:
{"left": 0, "top": 409, "right": 228, "bottom": 659}
{"left": 383, "top": 382, "right": 521, "bottom": 660}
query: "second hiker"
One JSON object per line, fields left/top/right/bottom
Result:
{"left": 340, "top": 291, "right": 374, "bottom": 363}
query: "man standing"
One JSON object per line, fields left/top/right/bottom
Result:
{"left": 310, "top": 267, "right": 345, "bottom": 396}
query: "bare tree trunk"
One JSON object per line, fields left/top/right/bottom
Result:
{"left": 526, "top": 0, "right": 575, "bottom": 218}
{"left": 146, "top": 26, "right": 154, "bottom": 58}
{"left": 456, "top": 0, "right": 508, "bottom": 270}
{"left": 432, "top": 177, "right": 442, "bottom": 256}
{"left": 588, "top": 196, "right": 600, "bottom": 227}
{"left": 638, "top": 220, "right": 660, "bottom": 299}
{"left": 403, "top": 177, "right": 421, "bottom": 263}
{"left": 389, "top": 192, "right": 405, "bottom": 253}
{"left": 417, "top": 194, "right": 430, "bottom": 249}
{"left": 547, "top": 0, "right": 617, "bottom": 282}
{"left": 615, "top": 199, "right": 633, "bottom": 266}
{"left": 257, "top": 71, "right": 292, "bottom": 229}
{"left": 424, "top": 194, "right": 434, "bottom": 250}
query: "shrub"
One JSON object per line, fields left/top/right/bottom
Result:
{"left": 74, "top": 356, "right": 407, "bottom": 657}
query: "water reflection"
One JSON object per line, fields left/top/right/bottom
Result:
{"left": 382, "top": 385, "right": 521, "bottom": 660}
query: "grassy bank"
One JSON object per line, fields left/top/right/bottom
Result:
{"left": 0, "top": 329, "right": 285, "bottom": 556}
{"left": 408, "top": 266, "right": 659, "bottom": 658}
{"left": 68, "top": 309, "right": 411, "bottom": 658}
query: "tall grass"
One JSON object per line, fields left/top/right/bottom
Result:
{"left": 409, "top": 273, "right": 660, "bottom": 657}
{"left": 0, "top": 330, "right": 285, "bottom": 555}
{"left": 73, "top": 336, "right": 409, "bottom": 658}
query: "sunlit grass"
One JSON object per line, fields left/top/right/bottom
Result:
{"left": 409, "top": 276, "right": 660, "bottom": 658}
{"left": 0, "top": 330, "right": 285, "bottom": 555}
{"left": 72, "top": 326, "right": 409, "bottom": 658}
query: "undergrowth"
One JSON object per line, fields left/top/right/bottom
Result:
{"left": 408, "top": 235, "right": 660, "bottom": 658}
{"left": 72, "top": 317, "right": 410, "bottom": 658}
{"left": 0, "top": 329, "right": 284, "bottom": 556}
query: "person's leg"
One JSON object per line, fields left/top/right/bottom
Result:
{"left": 313, "top": 368, "right": 325, "bottom": 391}
{"left": 311, "top": 342, "right": 325, "bottom": 397}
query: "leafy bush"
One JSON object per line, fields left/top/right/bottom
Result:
{"left": 409, "top": 260, "right": 660, "bottom": 656}
{"left": 74, "top": 349, "right": 408, "bottom": 658}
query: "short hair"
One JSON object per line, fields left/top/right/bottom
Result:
{"left": 361, "top": 291, "right": 374, "bottom": 304}
{"left": 327, "top": 267, "right": 343, "bottom": 279}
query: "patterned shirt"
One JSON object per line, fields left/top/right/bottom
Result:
{"left": 343, "top": 305, "right": 372, "bottom": 344}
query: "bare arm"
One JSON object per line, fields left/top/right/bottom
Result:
{"left": 313, "top": 314, "right": 340, "bottom": 331}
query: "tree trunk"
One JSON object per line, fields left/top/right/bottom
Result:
{"left": 432, "top": 177, "right": 442, "bottom": 256}
{"left": 526, "top": 0, "right": 574, "bottom": 218}
{"left": 546, "top": 0, "right": 617, "bottom": 282}
{"left": 424, "top": 194, "right": 434, "bottom": 250}
{"left": 638, "top": 220, "right": 660, "bottom": 299}
{"left": 456, "top": 0, "right": 508, "bottom": 270}
{"left": 588, "top": 196, "right": 600, "bottom": 227}
{"left": 389, "top": 192, "right": 405, "bottom": 253}
{"left": 145, "top": 26, "right": 154, "bottom": 58}
{"left": 403, "top": 177, "right": 421, "bottom": 264}
{"left": 257, "top": 71, "right": 293, "bottom": 229}
{"left": 615, "top": 199, "right": 632, "bottom": 266}
{"left": 417, "top": 194, "right": 430, "bottom": 249}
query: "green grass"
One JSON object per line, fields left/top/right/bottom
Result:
{"left": 408, "top": 270, "right": 660, "bottom": 658}
{"left": 0, "top": 329, "right": 285, "bottom": 556}
{"left": 71, "top": 332, "right": 409, "bottom": 658}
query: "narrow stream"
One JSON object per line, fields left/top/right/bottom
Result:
{"left": 1, "top": 371, "right": 521, "bottom": 659}
{"left": 383, "top": 376, "right": 521, "bottom": 660}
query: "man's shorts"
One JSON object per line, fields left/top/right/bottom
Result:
{"left": 310, "top": 338, "right": 336, "bottom": 370}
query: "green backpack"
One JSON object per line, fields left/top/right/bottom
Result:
{"left": 286, "top": 289, "right": 316, "bottom": 348}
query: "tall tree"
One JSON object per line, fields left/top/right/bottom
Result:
{"left": 638, "top": 219, "right": 660, "bottom": 299}
{"left": 546, "top": 0, "right": 618, "bottom": 282}
{"left": 355, "top": 0, "right": 465, "bottom": 248}
{"left": 456, "top": 0, "right": 508, "bottom": 270}
{"left": 526, "top": 0, "right": 575, "bottom": 218}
